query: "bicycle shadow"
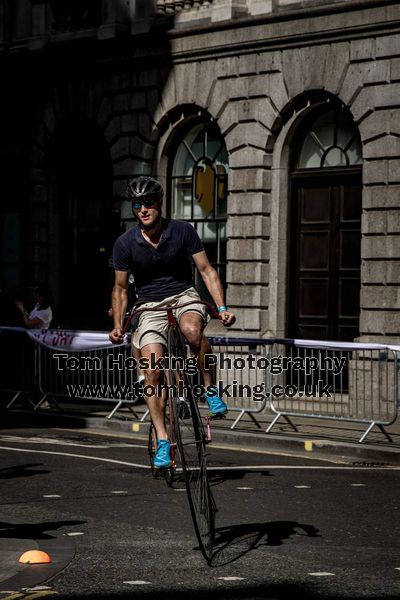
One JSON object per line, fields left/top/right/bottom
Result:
{"left": 207, "top": 469, "right": 272, "bottom": 486}
{"left": 209, "top": 520, "right": 320, "bottom": 567}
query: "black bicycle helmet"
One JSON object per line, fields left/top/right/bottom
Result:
{"left": 126, "top": 176, "right": 164, "bottom": 202}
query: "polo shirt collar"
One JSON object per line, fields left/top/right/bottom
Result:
{"left": 133, "top": 219, "right": 171, "bottom": 246}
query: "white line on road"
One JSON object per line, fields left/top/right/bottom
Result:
{"left": 111, "top": 490, "right": 128, "bottom": 494}
{"left": 309, "top": 572, "right": 335, "bottom": 576}
{"left": 123, "top": 581, "right": 151, "bottom": 585}
{"left": 351, "top": 483, "right": 366, "bottom": 486}
{"left": 236, "top": 487, "right": 253, "bottom": 490}
{"left": 217, "top": 577, "right": 246, "bottom": 581}
{"left": 43, "top": 494, "right": 61, "bottom": 498}
{"left": 294, "top": 485, "right": 311, "bottom": 489}
{"left": 0, "top": 446, "right": 399, "bottom": 471}
{"left": 66, "top": 532, "right": 84, "bottom": 536}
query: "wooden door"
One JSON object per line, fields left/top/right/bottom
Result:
{"left": 289, "top": 171, "right": 362, "bottom": 342}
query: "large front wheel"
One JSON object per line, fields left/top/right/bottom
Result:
{"left": 167, "top": 326, "right": 216, "bottom": 563}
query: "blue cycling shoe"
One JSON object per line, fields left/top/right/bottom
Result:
{"left": 154, "top": 439, "right": 172, "bottom": 469}
{"left": 205, "top": 394, "right": 228, "bottom": 417}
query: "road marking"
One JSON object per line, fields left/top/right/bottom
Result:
{"left": 66, "top": 532, "right": 84, "bottom": 536}
{"left": 294, "top": 485, "right": 311, "bottom": 488}
{"left": 395, "top": 568, "right": 400, "bottom": 570}
{"left": 22, "top": 588, "right": 52, "bottom": 591}
{"left": 123, "top": 581, "right": 151, "bottom": 585}
{"left": 351, "top": 483, "right": 366, "bottom": 487}
{"left": 0, "top": 447, "right": 398, "bottom": 471}
{"left": 111, "top": 490, "right": 128, "bottom": 494}
{"left": 43, "top": 494, "right": 61, "bottom": 498}
{"left": 217, "top": 577, "right": 246, "bottom": 581}
{"left": 0, "top": 435, "right": 147, "bottom": 450}
{"left": 309, "top": 572, "right": 335, "bottom": 576}
{"left": 236, "top": 487, "right": 253, "bottom": 490}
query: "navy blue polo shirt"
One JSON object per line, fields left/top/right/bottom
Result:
{"left": 113, "top": 219, "right": 204, "bottom": 301}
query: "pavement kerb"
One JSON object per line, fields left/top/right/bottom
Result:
{"left": 2, "top": 408, "right": 400, "bottom": 466}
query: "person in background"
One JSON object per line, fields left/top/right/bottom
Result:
{"left": 16, "top": 284, "right": 53, "bottom": 329}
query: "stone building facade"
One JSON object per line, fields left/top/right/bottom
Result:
{"left": 0, "top": 0, "right": 399, "bottom": 340}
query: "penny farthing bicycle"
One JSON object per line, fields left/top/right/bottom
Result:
{"left": 124, "top": 300, "right": 226, "bottom": 563}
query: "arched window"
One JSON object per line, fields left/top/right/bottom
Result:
{"left": 170, "top": 121, "right": 228, "bottom": 299}
{"left": 297, "top": 109, "right": 362, "bottom": 169}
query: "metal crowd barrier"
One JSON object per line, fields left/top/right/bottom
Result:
{"left": 36, "top": 338, "right": 141, "bottom": 419}
{"left": 1, "top": 327, "right": 399, "bottom": 443}
{"left": 269, "top": 339, "right": 399, "bottom": 443}
{"left": 0, "top": 328, "right": 37, "bottom": 409}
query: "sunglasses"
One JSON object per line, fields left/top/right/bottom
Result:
{"left": 132, "top": 198, "right": 159, "bottom": 210}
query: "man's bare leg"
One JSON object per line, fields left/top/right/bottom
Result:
{"left": 179, "top": 313, "right": 215, "bottom": 389}
{"left": 140, "top": 342, "right": 168, "bottom": 441}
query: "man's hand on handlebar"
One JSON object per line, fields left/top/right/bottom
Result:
{"left": 219, "top": 310, "right": 236, "bottom": 327}
{"left": 109, "top": 327, "right": 125, "bottom": 344}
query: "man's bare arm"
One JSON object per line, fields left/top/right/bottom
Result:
{"left": 109, "top": 270, "right": 129, "bottom": 343}
{"left": 192, "top": 251, "right": 235, "bottom": 326}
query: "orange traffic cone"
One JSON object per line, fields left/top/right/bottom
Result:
{"left": 19, "top": 550, "right": 52, "bottom": 564}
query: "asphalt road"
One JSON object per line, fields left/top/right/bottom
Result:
{"left": 0, "top": 427, "right": 399, "bottom": 600}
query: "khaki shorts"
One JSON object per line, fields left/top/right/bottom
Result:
{"left": 131, "top": 287, "right": 209, "bottom": 350}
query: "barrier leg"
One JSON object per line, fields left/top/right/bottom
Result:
{"left": 359, "top": 422, "right": 393, "bottom": 444}
{"left": 140, "top": 409, "right": 149, "bottom": 422}
{"left": 33, "top": 393, "right": 61, "bottom": 411}
{"left": 266, "top": 413, "right": 298, "bottom": 433}
{"left": 6, "top": 392, "right": 35, "bottom": 410}
{"left": 107, "top": 401, "right": 123, "bottom": 419}
{"left": 230, "top": 410, "right": 262, "bottom": 430}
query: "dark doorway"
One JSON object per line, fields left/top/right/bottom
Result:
{"left": 47, "top": 118, "right": 115, "bottom": 330}
{"left": 288, "top": 170, "right": 362, "bottom": 342}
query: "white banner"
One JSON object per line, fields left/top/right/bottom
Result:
{"left": 0, "top": 327, "right": 129, "bottom": 351}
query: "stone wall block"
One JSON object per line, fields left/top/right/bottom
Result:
{"left": 324, "top": 42, "right": 350, "bottom": 94}
{"left": 113, "top": 158, "right": 151, "bottom": 178}
{"left": 174, "top": 62, "right": 198, "bottom": 106}
{"left": 193, "top": 61, "right": 217, "bottom": 109}
{"left": 110, "top": 136, "right": 130, "bottom": 161}
{"left": 389, "top": 109, "right": 400, "bottom": 135}
{"left": 237, "top": 97, "right": 277, "bottom": 131}
{"left": 227, "top": 262, "right": 269, "bottom": 285}
{"left": 363, "top": 260, "right": 400, "bottom": 284}
{"left": 372, "top": 83, "right": 400, "bottom": 109}
{"left": 257, "top": 51, "right": 281, "bottom": 74}
{"left": 350, "top": 39, "right": 375, "bottom": 62}
{"left": 229, "top": 146, "right": 271, "bottom": 168}
{"left": 362, "top": 236, "right": 400, "bottom": 260}
{"left": 227, "top": 215, "right": 270, "bottom": 237}
{"left": 208, "top": 78, "right": 248, "bottom": 118}
{"left": 248, "top": 0, "right": 273, "bottom": 16}
{"left": 390, "top": 58, "right": 400, "bottom": 82}
{"left": 113, "top": 93, "right": 131, "bottom": 113}
{"left": 359, "top": 110, "right": 390, "bottom": 142}
{"left": 159, "top": 71, "right": 177, "bottom": 117}
{"left": 238, "top": 53, "right": 257, "bottom": 76}
{"left": 282, "top": 49, "right": 304, "bottom": 98}
{"left": 121, "top": 113, "right": 138, "bottom": 134}
{"left": 300, "top": 45, "right": 328, "bottom": 90}
{"left": 376, "top": 34, "right": 400, "bottom": 59}
{"left": 216, "top": 56, "right": 239, "bottom": 79}
{"left": 227, "top": 238, "right": 269, "bottom": 261}
{"left": 97, "top": 96, "right": 113, "bottom": 128}
{"left": 229, "top": 167, "right": 271, "bottom": 192}
{"left": 104, "top": 116, "right": 122, "bottom": 144}
{"left": 228, "top": 193, "right": 270, "bottom": 215}
{"left": 363, "top": 160, "right": 388, "bottom": 185}
{"left": 129, "top": 137, "right": 154, "bottom": 161}
{"left": 363, "top": 185, "right": 400, "bottom": 209}
{"left": 389, "top": 159, "right": 400, "bottom": 183}
{"left": 364, "top": 135, "right": 400, "bottom": 159}
{"left": 217, "top": 102, "right": 239, "bottom": 136}
{"left": 361, "top": 310, "right": 400, "bottom": 335}
{"left": 362, "top": 212, "right": 387, "bottom": 235}
{"left": 228, "top": 284, "right": 268, "bottom": 306}
{"left": 225, "top": 121, "right": 269, "bottom": 153}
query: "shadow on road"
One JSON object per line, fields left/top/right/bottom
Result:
{"left": 0, "top": 518, "right": 86, "bottom": 540}
{"left": 208, "top": 469, "right": 273, "bottom": 486}
{"left": 0, "top": 462, "right": 50, "bottom": 478}
{"left": 209, "top": 520, "right": 320, "bottom": 567}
